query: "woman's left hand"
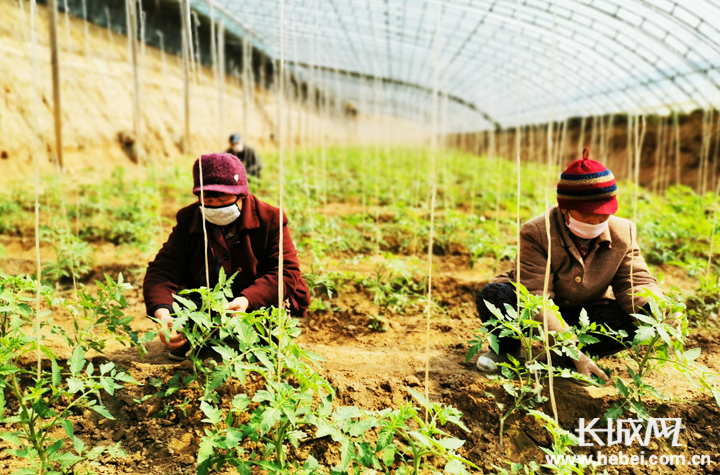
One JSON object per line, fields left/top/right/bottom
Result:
{"left": 227, "top": 296, "right": 249, "bottom": 313}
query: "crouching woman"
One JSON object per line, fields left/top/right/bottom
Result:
{"left": 475, "top": 150, "right": 663, "bottom": 383}
{"left": 143, "top": 153, "right": 310, "bottom": 359}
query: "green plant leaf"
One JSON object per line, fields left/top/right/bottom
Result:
{"left": 9, "top": 469, "right": 36, "bottom": 475}
{"left": 408, "top": 430, "right": 431, "bottom": 447}
{"left": 0, "top": 432, "right": 23, "bottom": 446}
{"left": 46, "top": 438, "right": 66, "bottom": 457}
{"left": 304, "top": 455, "right": 320, "bottom": 470}
{"left": 200, "top": 401, "right": 224, "bottom": 425}
{"left": 382, "top": 445, "right": 396, "bottom": 466}
{"left": 376, "top": 428, "right": 394, "bottom": 450}
{"left": 91, "top": 404, "right": 115, "bottom": 420}
{"left": 86, "top": 446, "right": 106, "bottom": 460}
{"left": 54, "top": 451, "right": 84, "bottom": 469}
{"left": 633, "top": 313, "right": 655, "bottom": 325}
{"left": 439, "top": 437, "right": 465, "bottom": 450}
{"left": 260, "top": 407, "right": 282, "bottom": 435}
{"left": 605, "top": 404, "right": 624, "bottom": 421}
{"left": 445, "top": 459, "right": 468, "bottom": 475}
{"left": 101, "top": 377, "right": 115, "bottom": 396}
{"left": 60, "top": 420, "right": 74, "bottom": 439}
{"left": 69, "top": 346, "right": 85, "bottom": 375}
{"left": 67, "top": 377, "right": 83, "bottom": 394}
{"left": 51, "top": 358, "right": 61, "bottom": 386}
{"left": 338, "top": 440, "right": 353, "bottom": 471}
{"left": 633, "top": 326, "right": 655, "bottom": 344}
{"left": 32, "top": 399, "right": 57, "bottom": 419}
{"left": 225, "top": 428, "right": 244, "bottom": 448}
{"left": 684, "top": 347, "right": 701, "bottom": 361}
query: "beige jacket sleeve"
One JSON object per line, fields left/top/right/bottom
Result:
{"left": 611, "top": 221, "right": 663, "bottom": 315}
{"left": 516, "top": 221, "right": 556, "bottom": 299}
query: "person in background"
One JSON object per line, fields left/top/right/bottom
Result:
{"left": 143, "top": 153, "right": 309, "bottom": 360}
{"left": 226, "top": 133, "right": 262, "bottom": 179}
{"left": 474, "top": 149, "right": 668, "bottom": 383}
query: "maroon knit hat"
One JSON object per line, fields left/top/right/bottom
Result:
{"left": 192, "top": 153, "right": 249, "bottom": 196}
{"left": 557, "top": 148, "right": 618, "bottom": 215}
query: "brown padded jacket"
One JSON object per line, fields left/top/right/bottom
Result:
{"left": 143, "top": 194, "right": 310, "bottom": 317}
{"left": 493, "top": 206, "right": 662, "bottom": 315}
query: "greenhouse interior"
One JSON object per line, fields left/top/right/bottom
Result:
{"left": 1, "top": 0, "right": 720, "bottom": 473}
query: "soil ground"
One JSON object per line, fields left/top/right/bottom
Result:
{"left": 1, "top": 227, "right": 719, "bottom": 475}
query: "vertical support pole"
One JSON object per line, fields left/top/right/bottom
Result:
{"left": 626, "top": 114, "right": 633, "bottom": 180}
{"left": 218, "top": 21, "right": 225, "bottom": 142}
{"left": 210, "top": 2, "right": 218, "bottom": 140}
{"left": 105, "top": 8, "right": 114, "bottom": 49}
{"left": 126, "top": 0, "right": 142, "bottom": 163}
{"left": 48, "top": 0, "right": 63, "bottom": 170}
{"left": 81, "top": 0, "right": 89, "bottom": 57}
{"left": 243, "top": 37, "right": 250, "bottom": 139}
{"left": 675, "top": 111, "right": 681, "bottom": 186}
{"left": 181, "top": 0, "right": 192, "bottom": 153}
{"left": 62, "top": 0, "right": 71, "bottom": 53}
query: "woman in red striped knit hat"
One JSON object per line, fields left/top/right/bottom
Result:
{"left": 474, "top": 149, "right": 667, "bottom": 383}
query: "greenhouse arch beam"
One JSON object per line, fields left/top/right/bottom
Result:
{"left": 287, "top": 60, "right": 502, "bottom": 129}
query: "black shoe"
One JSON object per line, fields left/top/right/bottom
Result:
{"left": 168, "top": 341, "right": 192, "bottom": 361}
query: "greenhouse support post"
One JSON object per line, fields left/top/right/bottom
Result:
{"left": 48, "top": 0, "right": 63, "bottom": 170}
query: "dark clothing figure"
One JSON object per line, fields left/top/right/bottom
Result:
{"left": 226, "top": 147, "right": 262, "bottom": 179}
{"left": 144, "top": 193, "right": 310, "bottom": 318}
{"left": 476, "top": 282, "right": 639, "bottom": 357}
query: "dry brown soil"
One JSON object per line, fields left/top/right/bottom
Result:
{"left": 1, "top": 234, "right": 719, "bottom": 475}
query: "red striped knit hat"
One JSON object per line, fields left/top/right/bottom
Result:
{"left": 557, "top": 148, "right": 618, "bottom": 215}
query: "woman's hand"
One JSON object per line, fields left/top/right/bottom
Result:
{"left": 574, "top": 352, "right": 611, "bottom": 386}
{"left": 155, "top": 308, "right": 188, "bottom": 349}
{"left": 227, "top": 296, "right": 249, "bottom": 313}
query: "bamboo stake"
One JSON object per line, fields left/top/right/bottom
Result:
{"left": 81, "top": 0, "right": 89, "bottom": 57}
{"left": 126, "top": 0, "right": 142, "bottom": 163}
{"left": 180, "top": 0, "right": 191, "bottom": 153}
{"left": 217, "top": 21, "right": 226, "bottom": 143}
{"left": 626, "top": 114, "right": 633, "bottom": 181}
{"left": 706, "top": 179, "right": 720, "bottom": 278}
{"left": 242, "top": 37, "right": 250, "bottom": 138}
{"left": 675, "top": 111, "right": 681, "bottom": 186}
{"left": 589, "top": 115, "right": 598, "bottom": 154}
{"left": 700, "top": 110, "right": 713, "bottom": 195}
{"left": 710, "top": 110, "right": 720, "bottom": 194}
{"left": 653, "top": 117, "right": 665, "bottom": 194}
{"left": 104, "top": 8, "right": 114, "bottom": 50}
{"left": 62, "top": 0, "right": 70, "bottom": 53}
{"left": 558, "top": 118, "right": 568, "bottom": 170}
{"left": 48, "top": 0, "right": 63, "bottom": 170}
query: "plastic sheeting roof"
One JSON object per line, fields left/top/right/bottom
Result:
{"left": 193, "top": 0, "right": 720, "bottom": 131}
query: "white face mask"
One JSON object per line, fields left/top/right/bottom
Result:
{"left": 566, "top": 214, "right": 609, "bottom": 239}
{"left": 201, "top": 201, "right": 241, "bottom": 226}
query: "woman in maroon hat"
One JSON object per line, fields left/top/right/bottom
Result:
{"left": 474, "top": 149, "right": 664, "bottom": 383}
{"left": 143, "top": 153, "right": 310, "bottom": 360}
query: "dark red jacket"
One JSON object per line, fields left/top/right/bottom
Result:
{"left": 144, "top": 194, "right": 310, "bottom": 317}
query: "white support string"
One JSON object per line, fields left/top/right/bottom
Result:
{"left": 541, "top": 0, "right": 559, "bottom": 424}
{"left": 277, "top": 0, "right": 286, "bottom": 384}
{"left": 424, "top": 1, "right": 442, "bottom": 425}
{"left": 29, "top": 0, "right": 42, "bottom": 378}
